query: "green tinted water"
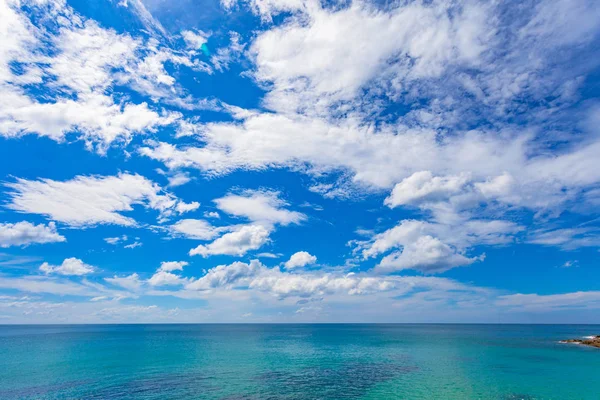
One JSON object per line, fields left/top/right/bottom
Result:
{"left": 0, "top": 324, "right": 598, "bottom": 399}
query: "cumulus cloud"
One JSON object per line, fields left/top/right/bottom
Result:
{"left": 39, "top": 258, "right": 95, "bottom": 276}
{"left": 185, "top": 259, "right": 482, "bottom": 300}
{"left": 167, "top": 172, "right": 192, "bottom": 188}
{"left": 359, "top": 219, "right": 519, "bottom": 274}
{"left": 169, "top": 219, "right": 225, "bottom": 240}
{"left": 256, "top": 252, "right": 281, "bottom": 259}
{"left": 148, "top": 271, "right": 187, "bottom": 287}
{"left": 105, "top": 273, "right": 143, "bottom": 291}
{"left": 214, "top": 190, "right": 306, "bottom": 226}
{"left": 146, "top": 261, "right": 190, "bottom": 287}
{"left": 182, "top": 191, "right": 304, "bottom": 258}
{"left": 181, "top": 29, "right": 209, "bottom": 49}
{"left": 0, "top": 91, "right": 176, "bottom": 151}
{"left": 186, "top": 260, "right": 263, "bottom": 290}
{"left": 5, "top": 173, "right": 197, "bottom": 227}
{"left": 376, "top": 236, "right": 483, "bottom": 274}
{"left": 385, "top": 171, "right": 471, "bottom": 208}
{"left": 159, "top": 261, "right": 189, "bottom": 272}
{"left": 284, "top": 251, "right": 317, "bottom": 269}
{"left": 0, "top": 221, "right": 65, "bottom": 247}
{"left": 189, "top": 224, "right": 271, "bottom": 257}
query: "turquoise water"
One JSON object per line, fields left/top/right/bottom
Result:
{"left": 0, "top": 324, "right": 598, "bottom": 399}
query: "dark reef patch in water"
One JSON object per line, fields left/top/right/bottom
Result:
{"left": 503, "top": 394, "right": 537, "bottom": 400}
{"left": 253, "top": 361, "right": 418, "bottom": 399}
{"left": 85, "top": 371, "right": 220, "bottom": 400}
{"left": 0, "top": 379, "right": 92, "bottom": 400}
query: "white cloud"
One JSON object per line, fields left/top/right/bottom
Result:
{"left": 120, "top": 0, "right": 168, "bottom": 37}
{"left": 148, "top": 271, "right": 187, "bottom": 287}
{"left": 181, "top": 191, "right": 301, "bottom": 260}
{"left": 256, "top": 252, "right": 281, "bottom": 259}
{"left": 385, "top": 171, "right": 471, "bottom": 208}
{"left": 48, "top": 21, "right": 139, "bottom": 94}
{"left": 159, "top": 261, "right": 189, "bottom": 272}
{"left": 138, "top": 114, "right": 526, "bottom": 190}
{"left": 376, "top": 236, "right": 483, "bottom": 274}
{"left": 105, "top": 235, "right": 128, "bottom": 245}
{"left": 175, "top": 201, "right": 200, "bottom": 214}
{"left": 222, "top": 0, "right": 306, "bottom": 20}
{"left": 189, "top": 224, "right": 271, "bottom": 257}
{"left": 211, "top": 31, "right": 244, "bottom": 72}
{"left": 284, "top": 251, "right": 317, "bottom": 269}
{"left": 139, "top": 110, "right": 600, "bottom": 228}
{"left": 104, "top": 235, "right": 143, "bottom": 249}
{"left": 169, "top": 219, "right": 225, "bottom": 240}
{"left": 0, "top": 91, "right": 176, "bottom": 152}
{"left": 137, "top": 0, "right": 600, "bottom": 242}
{"left": 0, "top": 275, "right": 102, "bottom": 297}
{"left": 105, "top": 273, "right": 143, "bottom": 291}
{"left": 39, "top": 257, "right": 95, "bottom": 276}
{"left": 497, "top": 291, "right": 600, "bottom": 311}
{"left": 147, "top": 261, "right": 190, "bottom": 287}
{"left": 214, "top": 190, "right": 305, "bottom": 226}
{"left": 185, "top": 259, "right": 482, "bottom": 301}
{"left": 359, "top": 219, "right": 518, "bottom": 274}
{"left": 186, "top": 259, "right": 266, "bottom": 290}
{"left": 124, "top": 241, "right": 143, "bottom": 249}
{"left": 0, "top": 253, "right": 42, "bottom": 268}
{"left": 1, "top": 0, "right": 600, "bottom": 322}
{"left": 167, "top": 172, "right": 192, "bottom": 188}
{"left": 249, "top": 0, "right": 491, "bottom": 112}
{"left": 250, "top": 272, "right": 397, "bottom": 299}
{"left": 528, "top": 228, "right": 600, "bottom": 250}
{"left": 0, "top": 0, "right": 225, "bottom": 154}
{"left": 521, "top": 0, "right": 600, "bottom": 48}
{"left": 383, "top": 170, "right": 570, "bottom": 222}
{"left": 0, "top": 6, "right": 180, "bottom": 152}
{"left": 361, "top": 220, "right": 429, "bottom": 259}
{"left": 181, "top": 29, "right": 209, "bottom": 49}
{"left": 0, "top": 0, "right": 38, "bottom": 85}
{"left": 0, "top": 221, "right": 65, "bottom": 247}
{"left": 6, "top": 173, "right": 197, "bottom": 227}
{"left": 124, "top": 44, "right": 209, "bottom": 94}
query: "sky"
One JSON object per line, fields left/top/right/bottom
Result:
{"left": 0, "top": 0, "right": 599, "bottom": 323}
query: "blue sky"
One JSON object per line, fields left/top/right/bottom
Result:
{"left": 0, "top": 0, "right": 599, "bottom": 323}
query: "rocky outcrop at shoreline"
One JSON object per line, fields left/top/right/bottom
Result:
{"left": 560, "top": 335, "right": 600, "bottom": 348}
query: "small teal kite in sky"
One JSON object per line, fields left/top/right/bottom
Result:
{"left": 200, "top": 43, "right": 210, "bottom": 56}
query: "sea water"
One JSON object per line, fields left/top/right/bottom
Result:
{"left": 0, "top": 324, "right": 598, "bottom": 399}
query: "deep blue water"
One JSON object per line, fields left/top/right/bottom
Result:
{"left": 0, "top": 324, "right": 598, "bottom": 399}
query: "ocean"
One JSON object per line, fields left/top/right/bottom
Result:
{"left": 0, "top": 324, "right": 598, "bottom": 399}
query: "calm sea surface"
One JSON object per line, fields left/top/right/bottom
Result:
{"left": 0, "top": 324, "right": 598, "bottom": 399}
